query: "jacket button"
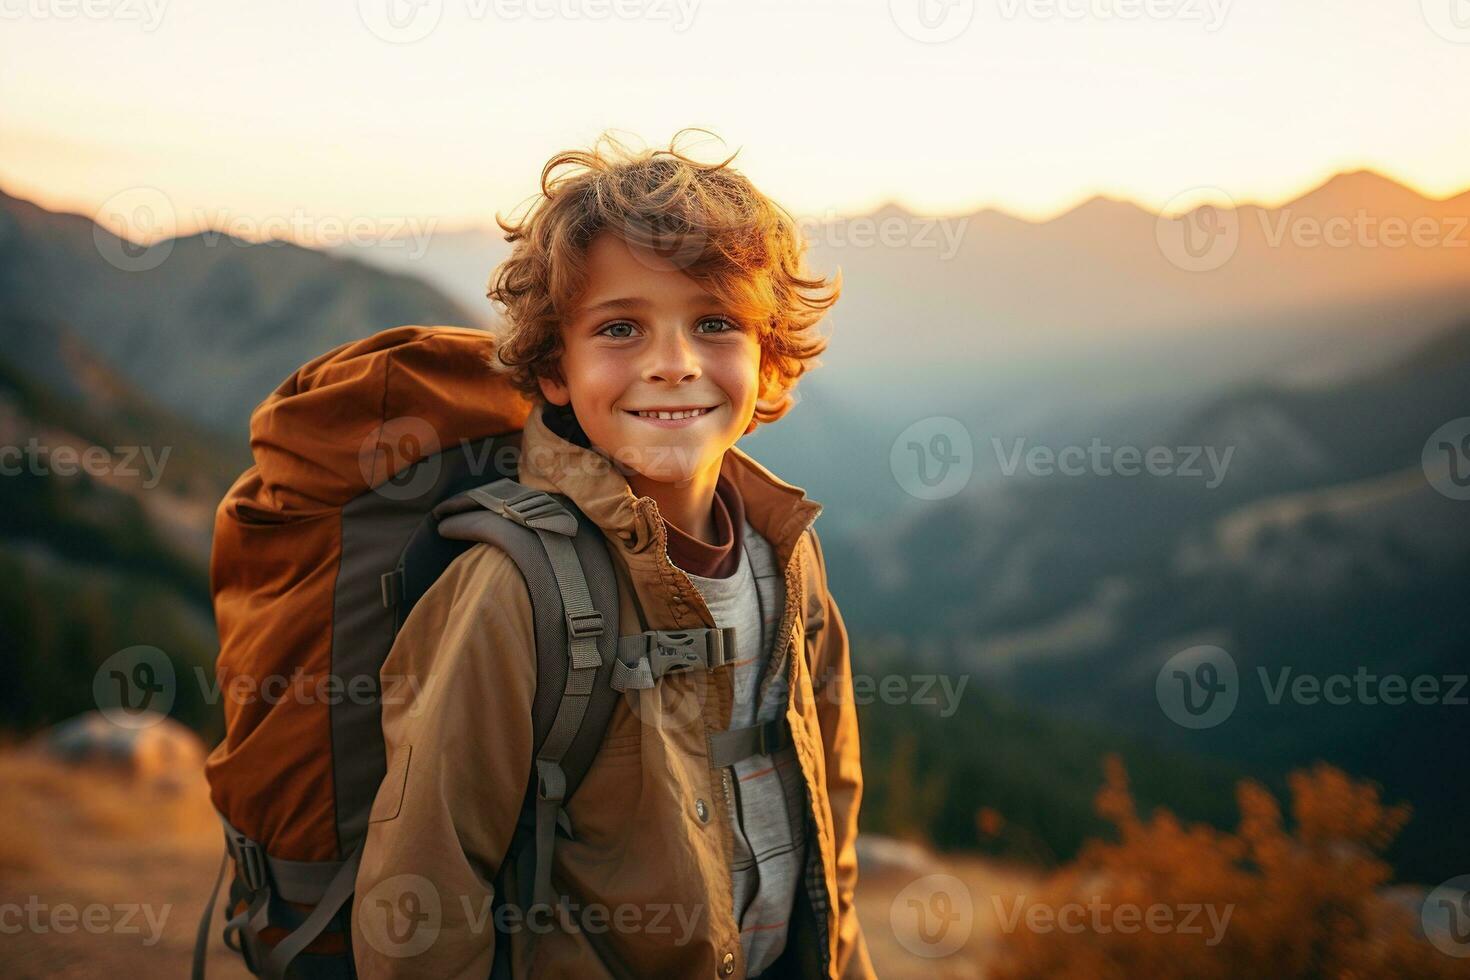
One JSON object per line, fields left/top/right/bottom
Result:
{"left": 720, "top": 951, "right": 735, "bottom": 975}
{"left": 694, "top": 798, "right": 710, "bottom": 823}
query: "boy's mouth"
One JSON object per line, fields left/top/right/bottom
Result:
{"left": 623, "top": 404, "right": 720, "bottom": 427}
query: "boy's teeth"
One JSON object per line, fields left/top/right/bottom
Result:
{"left": 635, "top": 408, "right": 709, "bottom": 419}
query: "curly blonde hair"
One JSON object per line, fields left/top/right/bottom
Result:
{"left": 487, "top": 128, "right": 840, "bottom": 429}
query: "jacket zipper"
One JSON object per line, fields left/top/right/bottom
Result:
{"left": 642, "top": 496, "right": 831, "bottom": 976}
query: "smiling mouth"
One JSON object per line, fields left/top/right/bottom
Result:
{"left": 624, "top": 406, "right": 718, "bottom": 420}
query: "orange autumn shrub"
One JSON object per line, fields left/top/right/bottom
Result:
{"left": 989, "top": 757, "right": 1469, "bottom": 979}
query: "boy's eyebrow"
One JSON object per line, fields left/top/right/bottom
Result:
{"left": 576, "top": 296, "right": 649, "bottom": 317}
{"left": 574, "top": 292, "right": 724, "bottom": 319}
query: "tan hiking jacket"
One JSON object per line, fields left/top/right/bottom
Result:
{"left": 351, "top": 401, "right": 876, "bottom": 979}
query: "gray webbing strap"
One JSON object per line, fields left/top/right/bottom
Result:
{"left": 221, "top": 817, "right": 273, "bottom": 939}
{"left": 468, "top": 481, "right": 605, "bottom": 911}
{"left": 611, "top": 627, "right": 739, "bottom": 691}
{"left": 197, "top": 815, "right": 360, "bottom": 980}
{"left": 707, "top": 717, "right": 791, "bottom": 768}
{"left": 467, "top": 484, "right": 602, "bottom": 671}
{"left": 192, "top": 846, "right": 229, "bottom": 980}
{"left": 261, "top": 844, "right": 364, "bottom": 980}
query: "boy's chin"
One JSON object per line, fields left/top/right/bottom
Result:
{"left": 603, "top": 439, "right": 723, "bottom": 489}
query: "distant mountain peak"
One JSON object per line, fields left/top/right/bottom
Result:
{"left": 1048, "top": 193, "right": 1155, "bottom": 226}
{"left": 866, "top": 200, "right": 918, "bottom": 221}
{"left": 1284, "top": 168, "right": 1431, "bottom": 212}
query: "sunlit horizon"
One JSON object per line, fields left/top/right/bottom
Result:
{"left": 4, "top": 0, "right": 1467, "bottom": 241}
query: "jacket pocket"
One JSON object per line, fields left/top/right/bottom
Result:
{"left": 369, "top": 745, "right": 412, "bottom": 823}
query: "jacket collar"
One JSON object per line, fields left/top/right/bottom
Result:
{"left": 515, "top": 399, "right": 823, "bottom": 590}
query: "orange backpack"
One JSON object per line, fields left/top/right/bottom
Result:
{"left": 193, "top": 326, "right": 638, "bottom": 979}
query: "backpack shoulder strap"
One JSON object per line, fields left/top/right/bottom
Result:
{"left": 433, "top": 478, "right": 622, "bottom": 908}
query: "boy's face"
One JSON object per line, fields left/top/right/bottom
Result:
{"left": 538, "top": 231, "right": 763, "bottom": 487}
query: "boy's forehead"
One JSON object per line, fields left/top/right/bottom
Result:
{"left": 571, "top": 237, "right": 722, "bottom": 315}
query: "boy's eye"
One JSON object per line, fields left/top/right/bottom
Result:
{"left": 696, "top": 316, "right": 739, "bottom": 334}
{"left": 597, "top": 317, "right": 738, "bottom": 338}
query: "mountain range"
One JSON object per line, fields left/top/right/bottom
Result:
{"left": 2, "top": 171, "right": 1465, "bottom": 880}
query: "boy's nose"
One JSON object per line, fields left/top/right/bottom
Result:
{"left": 642, "top": 329, "right": 702, "bottom": 384}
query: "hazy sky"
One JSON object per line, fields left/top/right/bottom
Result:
{"left": 3, "top": 0, "right": 1467, "bottom": 238}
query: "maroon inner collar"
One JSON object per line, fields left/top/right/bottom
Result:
{"left": 663, "top": 472, "right": 745, "bottom": 579}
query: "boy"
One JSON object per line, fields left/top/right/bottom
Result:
{"left": 351, "top": 130, "right": 874, "bottom": 979}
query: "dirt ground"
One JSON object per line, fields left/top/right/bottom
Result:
{"left": 0, "top": 749, "right": 1032, "bottom": 977}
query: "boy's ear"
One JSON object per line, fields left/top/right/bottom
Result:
{"left": 537, "top": 371, "right": 571, "bottom": 407}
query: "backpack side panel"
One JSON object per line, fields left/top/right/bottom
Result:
{"left": 330, "top": 434, "right": 520, "bottom": 858}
